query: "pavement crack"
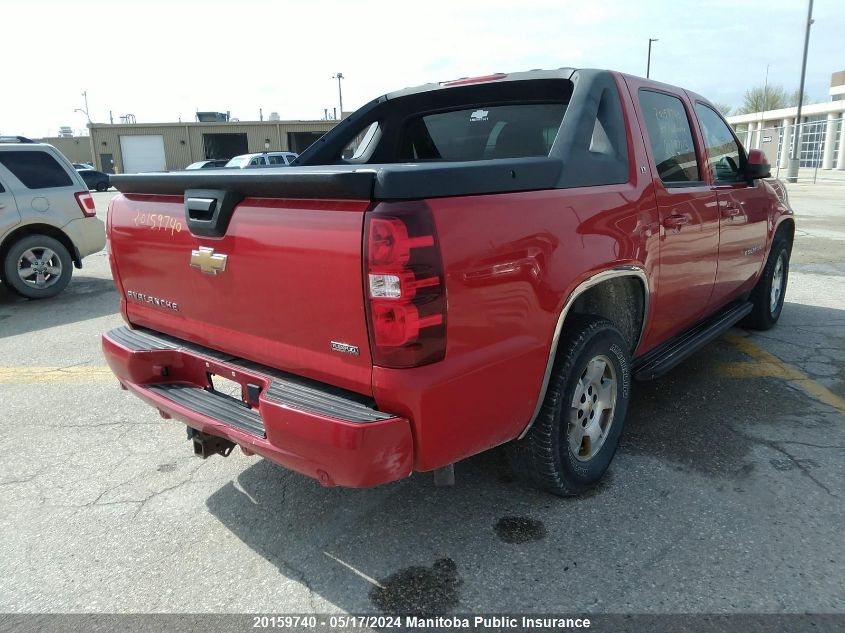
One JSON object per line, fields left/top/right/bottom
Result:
{"left": 0, "top": 471, "right": 43, "bottom": 487}
{"left": 129, "top": 460, "right": 210, "bottom": 520}
{"left": 726, "top": 425, "right": 838, "bottom": 498}
{"left": 129, "top": 478, "right": 195, "bottom": 520}
{"left": 768, "top": 442, "right": 836, "bottom": 497}
{"left": 775, "top": 440, "right": 845, "bottom": 450}
{"left": 274, "top": 557, "right": 319, "bottom": 613}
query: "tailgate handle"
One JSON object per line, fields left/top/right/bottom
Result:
{"left": 186, "top": 196, "right": 217, "bottom": 221}
{"left": 184, "top": 189, "right": 244, "bottom": 238}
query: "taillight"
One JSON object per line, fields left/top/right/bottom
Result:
{"left": 74, "top": 192, "right": 96, "bottom": 217}
{"left": 364, "top": 202, "right": 446, "bottom": 368}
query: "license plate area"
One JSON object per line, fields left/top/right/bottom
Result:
{"left": 200, "top": 358, "right": 265, "bottom": 409}
{"left": 208, "top": 373, "right": 245, "bottom": 401}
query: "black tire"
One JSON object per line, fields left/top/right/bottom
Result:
{"left": 507, "top": 316, "right": 631, "bottom": 496}
{"left": 743, "top": 236, "right": 791, "bottom": 331}
{"left": 2, "top": 235, "right": 73, "bottom": 299}
{"left": 96, "top": 181, "right": 109, "bottom": 192}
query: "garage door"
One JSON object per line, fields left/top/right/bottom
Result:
{"left": 119, "top": 135, "right": 166, "bottom": 173}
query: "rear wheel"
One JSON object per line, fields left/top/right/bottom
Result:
{"left": 96, "top": 181, "right": 108, "bottom": 192}
{"left": 507, "top": 316, "right": 631, "bottom": 496}
{"left": 2, "top": 235, "right": 73, "bottom": 299}
{"left": 743, "top": 236, "right": 791, "bottom": 330}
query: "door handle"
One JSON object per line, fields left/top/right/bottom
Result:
{"left": 0, "top": 204, "right": 6, "bottom": 210}
{"left": 663, "top": 214, "right": 690, "bottom": 231}
{"left": 722, "top": 206, "right": 741, "bottom": 218}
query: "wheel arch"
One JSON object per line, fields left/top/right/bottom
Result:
{"left": 517, "top": 265, "right": 648, "bottom": 439}
{"left": 774, "top": 217, "right": 795, "bottom": 245}
{"left": 0, "top": 223, "right": 81, "bottom": 274}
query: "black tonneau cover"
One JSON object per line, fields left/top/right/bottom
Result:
{"left": 110, "top": 167, "right": 375, "bottom": 200}
{"left": 110, "top": 157, "right": 563, "bottom": 201}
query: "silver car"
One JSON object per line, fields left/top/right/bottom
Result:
{"left": 0, "top": 137, "right": 106, "bottom": 299}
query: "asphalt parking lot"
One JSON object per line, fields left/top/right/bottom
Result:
{"left": 1, "top": 185, "right": 843, "bottom": 615}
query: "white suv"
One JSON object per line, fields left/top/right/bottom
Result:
{"left": 224, "top": 151, "right": 298, "bottom": 168}
{"left": 0, "top": 137, "right": 106, "bottom": 299}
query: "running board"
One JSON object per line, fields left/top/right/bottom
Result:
{"left": 633, "top": 301, "right": 753, "bottom": 381}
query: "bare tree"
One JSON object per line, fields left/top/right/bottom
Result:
{"left": 738, "top": 85, "right": 789, "bottom": 114}
{"left": 712, "top": 102, "right": 733, "bottom": 117}
{"left": 787, "top": 89, "right": 811, "bottom": 107}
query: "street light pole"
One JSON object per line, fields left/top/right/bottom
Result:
{"left": 787, "top": 0, "right": 814, "bottom": 183}
{"left": 332, "top": 73, "right": 345, "bottom": 119}
{"left": 75, "top": 90, "right": 92, "bottom": 125}
{"left": 758, "top": 64, "right": 770, "bottom": 149}
{"left": 646, "top": 38, "right": 658, "bottom": 78}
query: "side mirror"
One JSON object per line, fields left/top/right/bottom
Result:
{"left": 744, "top": 149, "right": 771, "bottom": 180}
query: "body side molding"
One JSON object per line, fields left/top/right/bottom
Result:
{"left": 517, "top": 265, "right": 649, "bottom": 439}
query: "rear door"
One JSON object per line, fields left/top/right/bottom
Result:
{"left": 693, "top": 102, "right": 769, "bottom": 309}
{"left": 0, "top": 147, "right": 85, "bottom": 224}
{"left": 0, "top": 174, "right": 21, "bottom": 237}
{"left": 627, "top": 83, "right": 720, "bottom": 341}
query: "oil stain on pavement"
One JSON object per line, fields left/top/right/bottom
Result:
{"left": 494, "top": 516, "right": 547, "bottom": 544}
{"left": 369, "top": 558, "right": 461, "bottom": 615}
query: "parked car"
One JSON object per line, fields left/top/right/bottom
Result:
{"left": 77, "top": 168, "right": 110, "bottom": 192}
{"left": 224, "top": 151, "right": 298, "bottom": 168}
{"left": 102, "top": 68, "right": 793, "bottom": 495}
{"left": 184, "top": 159, "right": 229, "bottom": 170}
{"left": 0, "top": 138, "right": 106, "bottom": 298}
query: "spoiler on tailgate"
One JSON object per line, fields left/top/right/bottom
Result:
{"left": 109, "top": 158, "right": 563, "bottom": 201}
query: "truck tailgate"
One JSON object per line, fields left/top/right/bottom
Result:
{"left": 108, "top": 193, "right": 374, "bottom": 395}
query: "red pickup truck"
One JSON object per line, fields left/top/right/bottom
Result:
{"left": 102, "top": 68, "right": 793, "bottom": 496}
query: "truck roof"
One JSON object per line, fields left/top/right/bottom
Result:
{"left": 383, "top": 67, "right": 577, "bottom": 100}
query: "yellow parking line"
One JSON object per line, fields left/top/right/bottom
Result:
{"left": 0, "top": 366, "right": 114, "bottom": 383}
{"left": 722, "top": 333, "right": 845, "bottom": 415}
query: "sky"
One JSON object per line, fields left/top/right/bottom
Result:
{"left": 2, "top": 0, "right": 843, "bottom": 138}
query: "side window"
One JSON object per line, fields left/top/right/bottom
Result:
{"left": 248, "top": 156, "right": 264, "bottom": 166}
{"left": 638, "top": 90, "right": 701, "bottom": 184}
{"left": 0, "top": 151, "right": 73, "bottom": 189}
{"left": 266, "top": 155, "right": 286, "bottom": 165}
{"left": 695, "top": 104, "right": 743, "bottom": 182}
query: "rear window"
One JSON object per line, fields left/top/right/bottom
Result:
{"left": 638, "top": 90, "right": 701, "bottom": 184}
{"left": 400, "top": 103, "right": 566, "bottom": 161}
{"left": 0, "top": 150, "right": 73, "bottom": 189}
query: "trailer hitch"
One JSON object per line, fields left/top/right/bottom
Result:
{"left": 187, "top": 427, "right": 235, "bottom": 459}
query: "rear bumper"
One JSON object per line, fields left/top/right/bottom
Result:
{"left": 102, "top": 326, "right": 413, "bottom": 487}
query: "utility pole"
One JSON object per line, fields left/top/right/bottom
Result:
{"left": 333, "top": 73, "right": 345, "bottom": 118}
{"left": 787, "top": 0, "right": 814, "bottom": 183}
{"left": 646, "top": 39, "right": 658, "bottom": 78}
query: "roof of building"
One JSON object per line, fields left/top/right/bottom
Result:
{"left": 727, "top": 100, "right": 845, "bottom": 125}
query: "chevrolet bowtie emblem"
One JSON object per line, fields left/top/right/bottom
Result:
{"left": 190, "top": 247, "right": 228, "bottom": 275}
